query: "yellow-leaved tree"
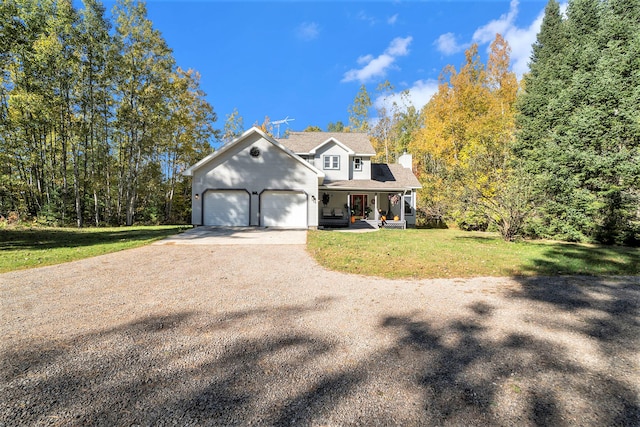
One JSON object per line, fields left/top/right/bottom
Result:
{"left": 410, "top": 34, "right": 522, "bottom": 238}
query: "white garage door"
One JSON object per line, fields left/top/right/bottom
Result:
{"left": 261, "top": 191, "right": 307, "bottom": 228}
{"left": 203, "top": 190, "right": 250, "bottom": 226}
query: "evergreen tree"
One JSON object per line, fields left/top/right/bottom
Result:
{"left": 516, "top": 0, "right": 639, "bottom": 244}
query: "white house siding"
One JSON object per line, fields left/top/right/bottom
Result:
{"left": 314, "top": 143, "right": 350, "bottom": 181}
{"left": 350, "top": 156, "right": 372, "bottom": 180}
{"left": 191, "top": 132, "right": 319, "bottom": 227}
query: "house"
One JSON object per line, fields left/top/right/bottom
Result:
{"left": 183, "top": 127, "right": 421, "bottom": 229}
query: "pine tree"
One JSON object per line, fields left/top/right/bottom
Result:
{"left": 516, "top": 0, "right": 576, "bottom": 239}
{"left": 516, "top": 0, "right": 639, "bottom": 244}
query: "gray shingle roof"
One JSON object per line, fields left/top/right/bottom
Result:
{"left": 321, "top": 163, "right": 421, "bottom": 190}
{"left": 382, "top": 163, "right": 422, "bottom": 188}
{"left": 279, "top": 132, "right": 376, "bottom": 155}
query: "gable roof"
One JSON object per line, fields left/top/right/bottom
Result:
{"left": 183, "top": 127, "right": 325, "bottom": 182}
{"left": 280, "top": 132, "right": 376, "bottom": 156}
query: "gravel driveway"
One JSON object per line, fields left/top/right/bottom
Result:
{"left": 1, "top": 238, "right": 638, "bottom": 426}
{"left": 154, "top": 227, "right": 308, "bottom": 245}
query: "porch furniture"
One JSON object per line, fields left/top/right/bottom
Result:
{"left": 319, "top": 207, "right": 349, "bottom": 227}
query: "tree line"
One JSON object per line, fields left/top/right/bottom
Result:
{"left": 342, "top": 0, "right": 639, "bottom": 245}
{"left": 1, "top": 0, "right": 217, "bottom": 226}
{"left": 515, "top": 0, "right": 639, "bottom": 244}
{"left": 3, "top": 0, "right": 638, "bottom": 245}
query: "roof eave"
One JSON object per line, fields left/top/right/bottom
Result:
{"left": 182, "top": 127, "right": 325, "bottom": 180}
{"left": 309, "top": 137, "right": 355, "bottom": 155}
{"left": 320, "top": 183, "right": 420, "bottom": 192}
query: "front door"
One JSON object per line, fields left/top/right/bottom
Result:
{"left": 350, "top": 194, "right": 368, "bottom": 218}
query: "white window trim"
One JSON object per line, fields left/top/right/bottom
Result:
{"left": 353, "top": 157, "right": 362, "bottom": 171}
{"left": 323, "top": 155, "right": 340, "bottom": 170}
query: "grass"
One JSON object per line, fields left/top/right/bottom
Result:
{"left": 307, "top": 228, "right": 640, "bottom": 279}
{"left": 2, "top": 226, "right": 637, "bottom": 279}
{"left": 0, "top": 225, "right": 189, "bottom": 273}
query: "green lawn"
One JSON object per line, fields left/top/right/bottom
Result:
{"left": 0, "top": 225, "right": 189, "bottom": 273}
{"left": 3, "top": 226, "right": 638, "bottom": 278}
{"left": 307, "top": 229, "right": 640, "bottom": 279}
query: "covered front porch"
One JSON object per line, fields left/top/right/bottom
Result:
{"left": 317, "top": 189, "right": 416, "bottom": 229}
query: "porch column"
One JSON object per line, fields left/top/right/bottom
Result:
{"left": 347, "top": 193, "right": 351, "bottom": 223}
{"left": 374, "top": 193, "right": 379, "bottom": 221}
{"left": 400, "top": 190, "right": 407, "bottom": 223}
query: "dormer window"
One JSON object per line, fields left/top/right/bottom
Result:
{"left": 323, "top": 155, "right": 340, "bottom": 170}
{"left": 353, "top": 157, "right": 362, "bottom": 171}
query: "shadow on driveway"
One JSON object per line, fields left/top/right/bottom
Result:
{"left": 2, "top": 279, "right": 638, "bottom": 426}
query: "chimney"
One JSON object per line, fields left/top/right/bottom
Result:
{"left": 398, "top": 151, "right": 412, "bottom": 169}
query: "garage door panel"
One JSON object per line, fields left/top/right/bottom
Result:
{"left": 261, "top": 191, "right": 307, "bottom": 228}
{"left": 203, "top": 191, "right": 249, "bottom": 226}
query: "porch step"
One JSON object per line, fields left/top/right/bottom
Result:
{"left": 351, "top": 220, "right": 379, "bottom": 230}
{"left": 379, "top": 220, "right": 406, "bottom": 229}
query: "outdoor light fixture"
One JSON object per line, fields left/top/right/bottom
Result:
{"left": 312, "top": 195, "right": 316, "bottom": 203}
{"left": 195, "top": 193, "right": 200, "bottom": 200}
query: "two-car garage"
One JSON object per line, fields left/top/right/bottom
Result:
{"left": 185, "top": 128, "right": 323, "bottom": 229}
{"left": 202, "top": 189, "right": 308, "bottom": 228}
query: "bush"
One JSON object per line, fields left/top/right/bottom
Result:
{"left": 455, "top": 208, "right": 489, "bottom": 232}
{"left": 415, "top": 208, "right": 448, "bottom": 229}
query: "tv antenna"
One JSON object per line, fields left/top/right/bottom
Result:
{"left": 272, "top": 116, "right": 295, "bottom": 138}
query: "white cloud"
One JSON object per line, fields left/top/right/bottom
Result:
{"left": 433, "top": 0, "right": 555, "bottom": 77}
{"left": 343, "top": 56, "right": 395, "bottom": 83}
{"left": 357, "top": 54, "right": 374, "bottom": 65}
{"left": 496, "top": 13, "right": 544, "bottom": 77}
{"left": 386, "top": 36, "right": 411, "bottom": 56}
{"left": 374, "top": 79, "right": 439, "bottom": 113}
{"left": 472, "top": 0, "right": 520, "bottom": 44}
{"left": 295, "top": 22, "right": 320, "bottom": 41}
{"left": 342, "top": 36, "right": 413, "bottom": 83}
{"left": 387, "top": 14, "right": 398, "bottom": 25}
{"left": 471, "top": 0, "right": 544, "bottom": 77}
{"left": 357, "top": 10, "right": 377, "bottom": 26}
{"left": 434, "top": 32, "right": 468, "bottom": 55}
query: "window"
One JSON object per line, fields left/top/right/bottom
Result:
{"left": 404, "top": 195, "right": 414, "bottom": 215}
{"left": 353, "top": 157, "right": 362, "bottom": 171}
{"left": 323, "top": 155, "right": 340, "bottom": 170}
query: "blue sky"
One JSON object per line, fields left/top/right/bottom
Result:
{"left": 104, "top": 0, "right": 551, "bottom": 135}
